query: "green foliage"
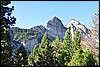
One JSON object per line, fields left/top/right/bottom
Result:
{"left": 28, "top": 45, "right": 39, "bottom": 66}
{"left": 63, "top": 30, "right": 72, "bottom": 48}
{"left": 1, "top": 1, "right": 16, "bottom": 66}
{"left": 68, "top": 47, "right": 98, "bottom": 66}
{"left": 39, "top": 33, "right": 49, "bottom": 48}
{"left": 14, "top": 45, "right": 28, "bottom": 66}
{"left": 93, "top": 55, "right": 99, "bottom": 66}
{"left": 84, "top": 48, "right": 96, "bottom": 66}
{"left": 61, "top": 30, "right": 73, "bottom": 65}
{"left": 44, "top": 43, "right": 54, "bottom": 66}
{"left": 72, "top": 30, "right": 81, "bottom": 54}
{"left": 37, "top": 33, "right": 50, "bottom": 66}
{"left": 60, "top": 30, "right": 81, "bottom": 66}
{"left": 67, "top": 48, "right": 85, "bottom": 66}
{"left": 51, "top": 36, "right": 63, "bottom": 66}
{"left": 27, "top": 30, "right": 99, "bottom": 66}
{"left": 51, "top": 36, "right": 62, "bottom": 51}
{"left": 28, "top": 33, "right": 50, "bottom": 66}
{"left": 28, "top": 34, "right": 63, "bottom": 66}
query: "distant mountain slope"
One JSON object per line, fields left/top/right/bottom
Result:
{"left": 10, "top": 16, "right": 97, "bottom": 56}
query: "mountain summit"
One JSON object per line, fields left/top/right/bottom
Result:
{"left": 46, "top": 16, "right": 64, "bottom": 28}
{"left": 45, "top": 16, "right": 66, "bottom": 41}
{"left": 10, "top": 16, "right": 91, "bottom": 54}
{"left": 66, "top": 19, "right": 91, "bottom": 40}
{"left": 66, "top": 19, "right": 91, "bottom": 34}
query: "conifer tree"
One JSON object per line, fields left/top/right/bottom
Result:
{"left": 51, "top": 36, "right": 62, "bottom": 52}
{"left": 67, "top": 48, "right": 85, "bottom": 66}
{"left": 51, "top": 36, "right": 63, "bottom": 66}
{"left": 28, "top": 45, "right": 39, "bottom": 66}
{"left": 37, "top": 33, "right": 50, "bottom": 66}
{"left": 83, "top": 47, "right": 98, "bottom": 66}
{"left": 72, "top": 30, "right": 81, "bottom": 54}
{"left": 28, "top": 33, "right": 50, "bottom": 66}
{"left": 61, "top": 30, "right": 73, "bottom": 65}
{"left": 45, "top": 43, "right": 54, "bottom": 66}
{"left": 67, "top": 47, "right": 98, "bottom": 66}
{"left": 1, "top": 1, "right": 16, "bottom": 66}
{"left": 14, "top": 45, "right": 28, "bottom": 66}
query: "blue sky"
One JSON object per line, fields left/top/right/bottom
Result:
{"left": 9, "top": 1, "right": 99, "bottom": 29}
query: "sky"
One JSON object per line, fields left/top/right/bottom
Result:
{"left": 9, "top": 1, "right": 99, "bottom": 29}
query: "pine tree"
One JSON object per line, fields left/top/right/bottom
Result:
{"left": 61, "top": 30, "right": 73, "bottom": 66}
{"left": 14, "top": 45, "right": 28, "bottom": 66}
{"left": 39, "top": 33, "right": 49, "bottom": 48}
{"left": 45, "top": 43, "right": 54, "bottom": 66}
{"left": 67, "top": 47, "right": 98, "bottom": 66}
{"left": 51, "top": 36, "right": 62, "bottom": 52}
{"left": 1, "top": 1, "right": 16, "bottom": 66}
{"left": 61, "top": 30, "right": 81, "bottom": 66}
{"left": 83, "top": 47, "right": 98, "bottom": 66}
{"left": 51, "top": 36, "right": 63, "bottom": 66}
{"left": 37, "top": 33, "right": 50, "bottom": 66}
{"left": 28, "top": 33, "right": 50, "bottom": 66}
{"left": 67, "top": 48, "right": 85, "bottom": 66}
{"left": 72, "top": 30, "right": 81, "bottom": 54}
{"left": 28, "top": 45, "right": 39, "bottom": 66}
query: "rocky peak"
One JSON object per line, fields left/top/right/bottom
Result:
{"left": 66, "top": 19, "right": 91, "bottom": 40}
{"left": 51, "top": 16, "right": 62, "bottom": 22}
{"left": 66, "top": 19, "right": 80, "bottom": 28}
{"left": 45, "top": 16, "right": 67, "bottom": 40}
{"left": 46, "top": 16, "right": 64, "bottom": 28}
{"left": 66, "top": 19, "right": 90, "bottom": 34}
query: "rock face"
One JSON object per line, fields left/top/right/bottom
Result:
{"left": 66, "top": 19, "right": 91, "bottom": 40}
{"left": 45, "top": 16, "right": 67, "bottom": 41}
{"left": 66, "top": 19, "right": 90, "bottom": 34}
{"left": 30, "top": 25, "right": 46, "bottom": 35}
{"left": 22, "top": 30, "right": 44, "bottom": 53}
{"left": 23, "top": 37, "right": 39, "bottom": 53}
{"left": 11, "top": 16, "right": 92, "bottom": 55}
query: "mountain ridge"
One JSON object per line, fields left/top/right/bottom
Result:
{"left": 10, "top": 16, "right": 91, "bottom": 55}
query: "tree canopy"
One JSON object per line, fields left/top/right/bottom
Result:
{"left": 1, "top": 1, "right": 16, "bottom": 66}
